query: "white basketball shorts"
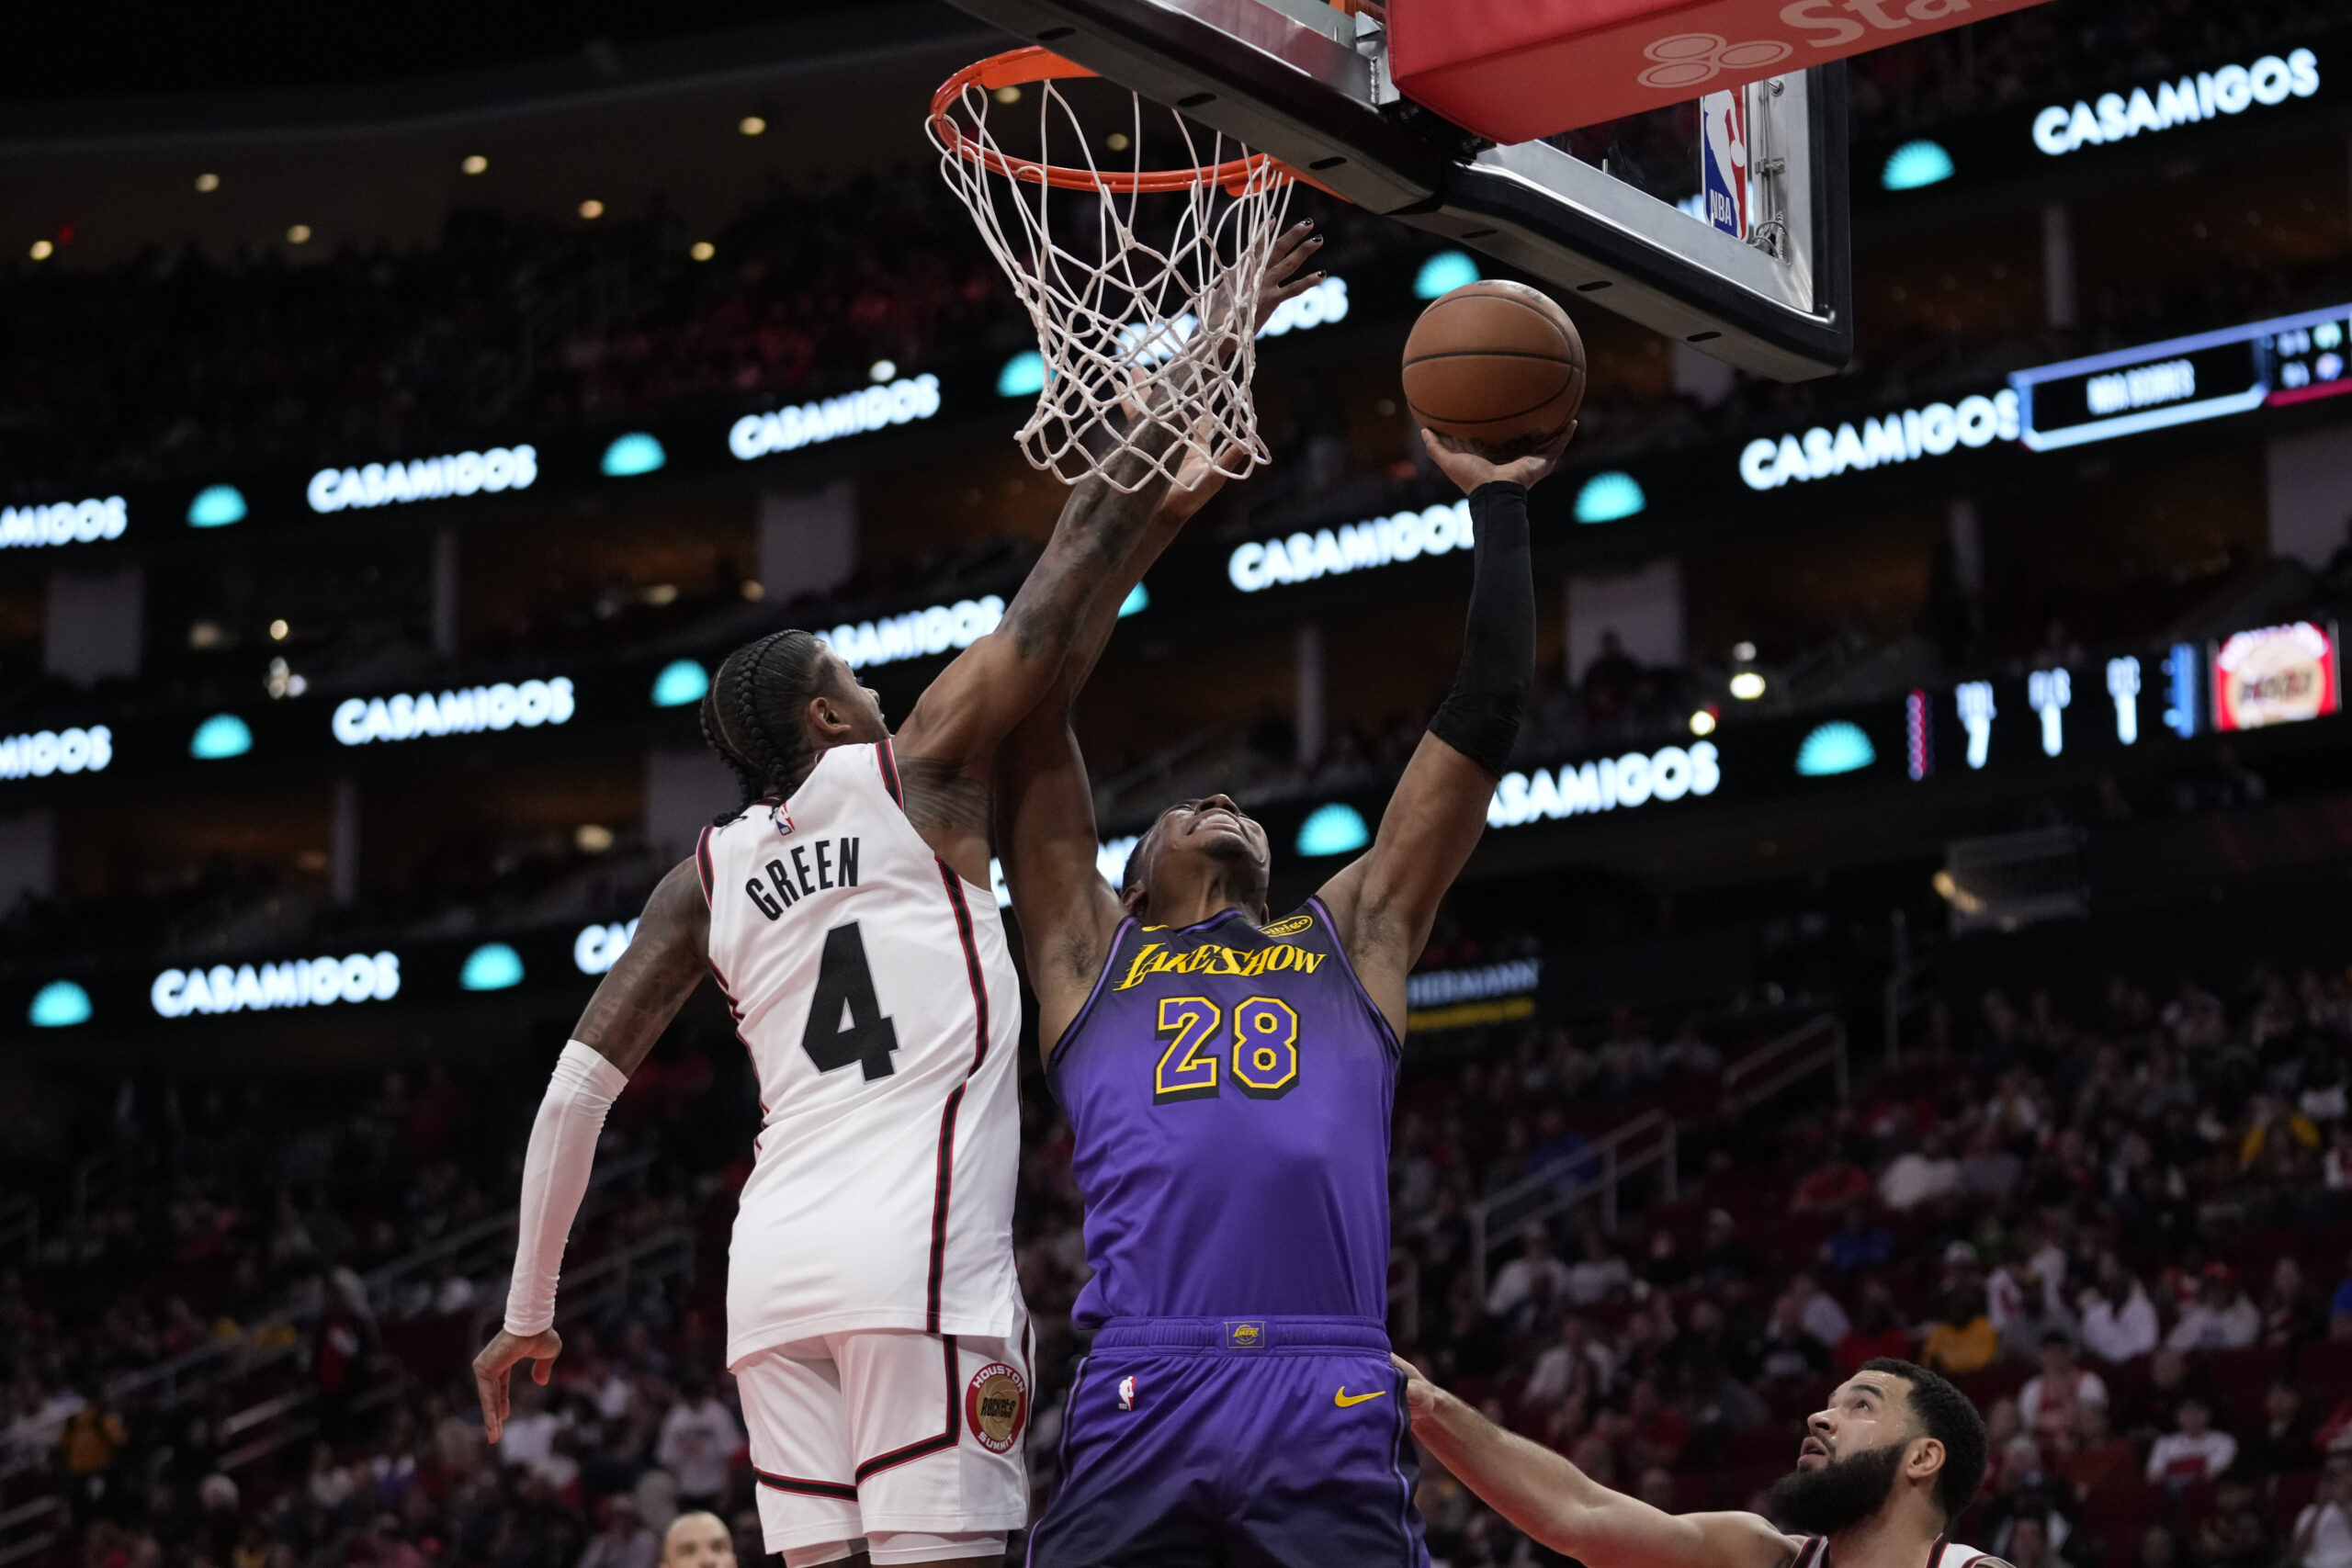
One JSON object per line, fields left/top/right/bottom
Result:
{"left": 737, "top": 1313, "right": 1033, "bottom": 1560}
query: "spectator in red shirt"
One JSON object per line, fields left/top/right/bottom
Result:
{"left": 2146, "top": 1396, "right": 2238, "bottom": 1489}
{"left": 1791, "top": 1145, "right": 1874, "bottom": 1214}
{"left": 1832, "top": 1283, "right": 1914, "bottom": 1375}
{"left": 2059, "top": 1403, "right": 2137, "bottom": 1501}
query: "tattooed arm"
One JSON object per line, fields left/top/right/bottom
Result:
{"left": 893, "top": 221, "right": 1324, "bottom": 888}
{"left": 472, "top": 860, "right": 707, "bottom": 1438}
{"left": 997, "top": 445, "right": 1241, "bottom": 1055}
{"left": 569, "top": 859, "right": 709, "bottom": 1071}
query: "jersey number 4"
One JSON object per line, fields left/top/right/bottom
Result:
{"left": 1151, "top": 995, "right": 1299, "bottom": 1105}
{"left": 802, "top": 922, "right": 900, "bottom": 1081}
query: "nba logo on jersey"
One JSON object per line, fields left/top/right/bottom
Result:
{"left": 1117, "top": 1376, "right": 1137, "bottom": 1412}
{"left": 1700, "top": 89, "right": 1748, "bottom": 240}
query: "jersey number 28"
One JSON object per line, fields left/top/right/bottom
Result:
{"left": 802, "top": 922, "right": 900, "bottom": 1081}
{"left": 1151, "top": 995, "right": 1299, "bottom": 1105}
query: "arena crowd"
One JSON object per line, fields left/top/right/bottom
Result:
{"left": 4, "top": 953, "right": 2351, "bottom": 1568}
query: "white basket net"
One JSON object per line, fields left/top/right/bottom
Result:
{"left": 930, "top": 54, "right": 1295, "bottom": 492}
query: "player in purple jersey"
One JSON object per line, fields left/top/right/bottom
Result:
{"left": 996, "top": 416, "right": 1577, "bottom": 1566}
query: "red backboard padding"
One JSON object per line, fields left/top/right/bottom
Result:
{"left": 1388, "top": 0, "right": 2057, "bottom": 142}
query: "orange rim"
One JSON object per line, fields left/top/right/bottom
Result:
{"left": 930, "top": 46, "right": 1292, "bottom": 197}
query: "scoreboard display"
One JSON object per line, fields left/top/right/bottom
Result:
{"left": 2012, "top": 299, "right": 2352, "bottom": 447}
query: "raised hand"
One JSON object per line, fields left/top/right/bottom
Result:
{"left": 1251, "top": 220, "right": 1325, "bottom": 334}
{"left": 1199, "top": 220, "right": 1324, "bottom": 344}
{"left": 1419, "top": 422, "right": 1578, "bottom": 495}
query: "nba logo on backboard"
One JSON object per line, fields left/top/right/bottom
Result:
{"left": 1700, "top": 89, "right": 1748, "bottom": 241}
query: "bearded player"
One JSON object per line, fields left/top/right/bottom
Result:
{"left": 470, "top": 226, "right": 1324, "bottom": 1568}
{"left": 993, "top": 413, "right": 1573, "bottom": 1565}
{"left": 1394, "top": 1357, "right": 1998, "bottom": 1568}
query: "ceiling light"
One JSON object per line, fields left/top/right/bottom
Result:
{"left": 287, "top": 224, "right": 312, "bottom": 244}
{"left": 690, "top": 241, "right": 715, "bottom": 262}
{"left": 1732, "top": 640, "right": 1757, "bottom": 662}
{"left": 1729, "top": 671, "right": 1767, "bottom": 701}
{"left": 992, "top": 85, "right": 1022, "bottom": 105}
{"left": 28, "top": 240, "right": 51, "bottom": 261}
{"left": 1690, "top": 709, "right": 1717, "bottom": 736}
{"left": 869, "top": 360, "right": 898, "bottom": 382}
{"left": 195, "top": 172, "right": 220, "bottom": 192}
{"left": 269, "top": 619, "right": 289, "bottom": 641}
{"left": 461, "top": 154, "right": 489, "bottom": 175}
{"left": 739, "top": 116, "right": 767, "bottom": 136}
{"left": 1106, "top": 131, "right": 1132, "bottom": 152}
{"left": 578, "top": 199, "right": 605, "bottom": 220}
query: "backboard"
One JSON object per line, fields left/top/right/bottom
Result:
{"left": 935, "top": 0, "right": 1853, "bottom": 380}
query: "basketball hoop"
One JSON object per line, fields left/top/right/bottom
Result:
{"left": 930, "top": 47, "right": 1300, "bottom": 492}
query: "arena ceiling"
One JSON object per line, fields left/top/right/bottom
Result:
{"left": 7, "top": 0, "right": 872, "bottom": 98}
{"left": 0, "top": 1, "right": 1004, "bottom": 263}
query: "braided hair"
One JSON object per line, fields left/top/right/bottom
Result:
{"left": 699, "top": 630, "right": 830, "bottom": 821}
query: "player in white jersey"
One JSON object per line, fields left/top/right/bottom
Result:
{"left": 1391, "top": 1357, "right": 2005, "bottom": 1568}
{"left": 469, "top": 225, "right": 1326, "bottom": 1568}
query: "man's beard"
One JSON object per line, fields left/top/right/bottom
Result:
{"left": 1767, "top": 1441, "right": 1909, "bottom": 1537}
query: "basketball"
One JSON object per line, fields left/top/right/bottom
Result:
{"left": 1399, "top": 280, "right": 1586, "bottom": 457}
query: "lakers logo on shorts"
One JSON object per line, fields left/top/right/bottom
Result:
{"left": 966, "top": 1362, "right": 1029, "bottom": 1453}
{"left": 1259, "top": 913, "right": 1313, "bottom": 938}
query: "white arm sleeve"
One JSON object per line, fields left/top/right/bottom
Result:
{"left": 503, "top": 1041, "right": 628, "bottom": 1336}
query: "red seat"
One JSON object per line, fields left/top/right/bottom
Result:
{"left": 1766, "top": 1379, "right": 1832, "bottom": 1421}
{"left": 1727, "top": 1422, "right": 1797, "bottom": 1464}
{"left": 2276, "top": 1467, "right": 2320, "bottom": 1523}
{"left": 2299, "top": 1337, "right": 2352, "bottom": 1398}
{"left": 2076, "top": 1483, "right": 2163, "bottom": 1562}
{"left": 1956, "top": 1361, "right": 2029, "bottom": 1406}
{"left": 1666, "top": 1464, "right": 1715, "bottom": 1511}
{"left": 1717, "top": 1459, "right": 1784, "bottom": 1512}
{"left": 2202, "top": 1345, "right": 2281, "bottom": 1432}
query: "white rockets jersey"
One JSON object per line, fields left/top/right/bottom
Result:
{"left": 698, "top": 739, "right": 1023, "bottom": 1365}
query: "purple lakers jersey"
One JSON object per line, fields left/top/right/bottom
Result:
{"left": 1048, "top": 898, "right": 1400, "bottom": 1326}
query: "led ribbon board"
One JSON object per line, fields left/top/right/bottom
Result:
{"left": 153, "top": 952, "right": 401, "bottom": 1018}
{"left": 0, "top": 497, "right": 128, "bottom": 548}
{"left": 308, "top": 447, "right": 537, "bottom": 513}
{"left": 1487, "top": 742, "right": 1721, "bottom": 827}
{"left": 729, "top": 376, "right": 941, "bottom": 459}
{"left": 332, "top": 679, "right": 574, "bottom": 746}
{"left": 2030, "top": 49, "right": 2321, "bottom": 157}
{"left": 2011, "top": 299, "right": 2352, "bottom": 448}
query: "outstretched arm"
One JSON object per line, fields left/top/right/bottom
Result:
{"left": 997, "top": 446, "right": 1240, "bottom": 1053}
{"left": 472, "top": 860, "right": 708, "bottom": 1438}
{"left": 892, "top": 223, "right": 1323, "bottom": 879}
{"left": 1317, "top": 427, "right": 1571, "bottom": 1035}
{"left": 1396, "top": 1358, "right": 1799, "bottom": 1568}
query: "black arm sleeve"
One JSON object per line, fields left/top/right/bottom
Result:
{"left": 1426, "top": 480, "right": 1535, "bottom": 777}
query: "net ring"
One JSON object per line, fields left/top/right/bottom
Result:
{"left": 929, "top": 47, "right": 1291, "bottom": 198}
